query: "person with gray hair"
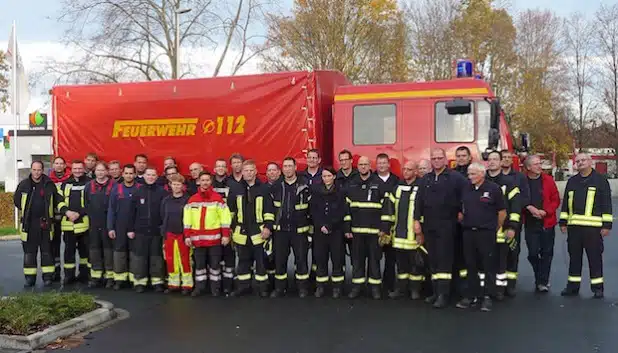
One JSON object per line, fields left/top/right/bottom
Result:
{"left": 456, "top": 161, "right": 507, "bottom": 312}
{"left": 522, "top": 154, "right": 560, "bottom": 293}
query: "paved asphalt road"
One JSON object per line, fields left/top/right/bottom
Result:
{"left": 3, "top": 202, "right": 618, "bottom": 353}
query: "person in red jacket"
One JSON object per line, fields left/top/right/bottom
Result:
{"left": 184, "top": 171, "right": 232, "bottom": 297}
{"left": 522, "top": 155, "right": 560, "bottom": 293}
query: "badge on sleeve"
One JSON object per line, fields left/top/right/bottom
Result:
{"left": 140, "top": 198, "right": 145, "bottom": 205}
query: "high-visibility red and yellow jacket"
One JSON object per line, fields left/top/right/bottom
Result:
{"left": 183, "top": 187, "right": 232, "bottom": 247}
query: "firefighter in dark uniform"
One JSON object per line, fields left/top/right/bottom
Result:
{"left": 84, "top": 162, "right": 116, "bottom": 288}
{"left": 15, "top": 161, "right": 63, "bottom": 287}
{"left": 301, "top": 149, "right": 323, "bottom": 285}
{"left": 228, "top": 159, "right": 276, "bottom": 297}
{"left": 486, "top": 151, "right": 521, "bottom": 300}
{"left": 49, "top": 156, "right": 71, "bottom": 282}
{"left": 415, "top": 148, "right": 468, "bottom": 308}
{"left": 213, "top": 158, "right": 238, "bottom": 295}
{"left": 560, "top": 153, "right": 613, "bottom": 299}
{"left": 453, "top": 146, "right": 472, "bottom": 298}
{"left": 57, "top": 160, "right": 91, "bottom": 285}
{"left": 456, "top": 163, "right": 508, "bottom": 312}
{"left": 344, "top": 156, "right": 391, "bottom": 300}
{"left": 270, "top": 157, "right": 312, "bottom": 298}
{"left": 107, "top": 164, "right": 141, "bottom": 289}
{"left": 127, "top": 166, "right": 168, "bottom": 293}
{"left": 501, "top": 149, "right": 530, "bottom": 295}
{"left": 310, "top": 167, "right": 346, "bottom": 298}
{"left": 374, "top": 153, "right": 400, "bottom": 295}
{"left": 187, "top": 162, "right": 204, "bottom": 196}
{"left": 383, "top": 160, "right": 426, "bottom": 300}
{"left": 335, "top": 149, "right": 359, "bottom": 189}
{"left": 264, "top": 162, "right": 283, "bottom": 289}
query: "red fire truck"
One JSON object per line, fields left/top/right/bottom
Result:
{"left": 52, "top": 65, "right": 525, "bottom": 174}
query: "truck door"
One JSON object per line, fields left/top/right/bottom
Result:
{"left": 401, "top": 99, "right": 433, "bottom": 163}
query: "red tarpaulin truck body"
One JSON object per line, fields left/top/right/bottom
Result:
{"left": 52, "top": 71, "right": 350, "bottom": 172}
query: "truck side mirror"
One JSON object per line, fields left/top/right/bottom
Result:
{"left": 488, "top": 128, "right": 499, "bottom": 150}
{"left": 490, "top": 99, "right": 501, "bottom": 129}
{"left": 521, "top": 132, "right": 530, "bottom": 152}
{"left": 445, "top": 99, "right": 472, "bottom": 115}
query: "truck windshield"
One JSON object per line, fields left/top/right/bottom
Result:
{"left": 477, "top": 100, "right": 491, "bottom": 152}
{"left": 435, "top": 101, "right": 475, "bottom": 142}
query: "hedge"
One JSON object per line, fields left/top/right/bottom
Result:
{"left": 0, "top": 193, "right": 15, "bottom": 228}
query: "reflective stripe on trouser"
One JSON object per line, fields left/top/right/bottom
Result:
{"left": 351, "top": 233, "right": 382, "bottom": 286}
{"left": 462, "top": 229, "right": 497, "bottom": 299}
{"left": 164, "top": 233, "right": 194, "bottom": 290}
{"left": 506, "top": 229, "right": 521, "bottom": 288}
{"left": 236, "top": 242, "right": 268, "bottom": 291}
{"left": 425, "top": 223, "right": 456, "bottom": 296}
{"left": 274, "top": 230, "right": 309, "bottom": 290}
{"left": 314, "top": 230, "right": 345, "bottom": 285}
{"left": 222, "top": 243, "right": 236, "bottom": 293}
{"left": 495, "top": 243, "right": 508, "bottom": 289}
{"left": 394, "top": 248, "right": 425, "bottom": 292}
{"left": 131, "top": 234, "right": 165, "bottom": 286}
{"left": 63, "top": 231, "right": 90, "bottom": 280}
{"left": 89, "top": 228, "right": 114, "bottom": 280}
{"left": 566, "top": 226, "right": 604, "bottom": 291}
{"left": 112, "top": 229, "right": 131, "bottom": 282}
{"left": 22, "top": 220, "right": 54, "bottom": 281}
{"left": 194, "top": 245, "right": 222, "bottom": 292}
{"left": 52, "top": 220, "right": 62, "bottom": 276}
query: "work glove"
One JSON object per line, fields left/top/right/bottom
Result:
{"left": 378, "top": 232, "right": 391, "bottom": 247}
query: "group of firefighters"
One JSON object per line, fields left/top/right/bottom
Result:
{"left": 14, "top": 146, "right": 612, "bottom": 312}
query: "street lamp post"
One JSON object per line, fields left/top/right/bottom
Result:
{"left": 175, "top": 7, "right": 192, "bottom": 79}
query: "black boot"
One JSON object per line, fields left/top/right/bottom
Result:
{"left": 210, "top": 281, "right": 222, "bottom": 297}
{"left": 105, "top": 279, "right": 115, "bottom": 289}
{"left": 135, "top": 285, "right": 146, "bottom": 293}
{"left": 348, "top": 286, "right": 361, "bottom": 299}
{"left": 433, "top": 294, "right": 448, "bottom": 309}
{"left": 24, "top": 276, "right": 36, "bottom": 288}
{"left": 332, "top": 286, "right": 342, "bottom": 299}
{"left": 315, "top": 285, "right": 325, "bottom": 298}
{"left": 259, "top": 282, "right": 270, "bottom": 298}
{"left": 389, "top": 279, "right": 408, "bottom": 299}
{"left": 561, "top": 286, "right": 579, "bottom": 297}
{"left": 371, "top": 285, "right": 382, "bottom": 300}
{"left": 298, "top": 280, "right": 309, "bottom": 298}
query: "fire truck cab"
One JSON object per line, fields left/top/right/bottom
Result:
{"left": 332, "top": 74, "right": 516, "bottom": 175}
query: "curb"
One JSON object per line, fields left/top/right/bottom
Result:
{"left": 0, "top": 300, "right": 117, "bottom": 350}
{"left": 0, "top": 235, "right": 20, "bottom": 241}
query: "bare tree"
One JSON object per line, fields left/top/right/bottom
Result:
{"left": 595, "top": 4, "right": 618, "bottom": 135}
{"left": 43, "top": 0, "right": 274, "bottom": 84}
{"left": 563, "top": 12, "right": 597, "bottom": 149}
{"left": 403, "top": 0, "right": 459, "bottom": 81}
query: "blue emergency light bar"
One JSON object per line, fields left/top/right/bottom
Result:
{"left": 456, "top": 60, "right": 474, "bottom": 78}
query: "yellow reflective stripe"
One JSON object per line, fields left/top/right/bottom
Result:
{"left": 602, "top": 214, "right": 613, "bottom": 222}
{"left": 560, "top": 212, "right": 569, "bottom": 220}
{"left": 332, "top": 276, "right": 345, "bottom": 283}
{"left": 585, "top": 187, "right": 596, "bottom": 216}
{"left": 409, "top": 275, "right": 425, "bottom": 281}
{"left": 431, "top": 273, "right": 452, "bottom": 280}
{"left": 236, "top": 196, "right": 243, "bottom": 224}
{"left": 41, "top": 266, "right": 55, "bottom": 273}
{"left": 568, "top": 191, "right": 574, "bottom": 218}
{"left": 346, "top": 197, "right": 352, "bottom": 204}
{"left": 508, "top": 187, "right": 520, "bottom": 200}
{"left": 397, "top": 273, "right": 410, "bottom": 280}
{"left": 506, "top": 272, "right": 518, "bottom": 279}
{"left": 79, "top": 258, "right": 89, "bottom": 265}
{"left": 381, "top": 215, "right": 394, "bottom": 221}
{"left": 114, "top": 272, "right": 129, "bottom": 281}
{"left": 568, "top": 276, "right": 581, "bottom": 282}
{"left": 351, "top": 227, "right": 380, "bottom": 234}
{"left": 297, "top": 226, "right": 311, "bottom": 233}
{"left": 316, "top": 276, "right": 329, "bottom": 283}
{"left": 352, "top": 278, "right": 366, "bottom": 284}
{"left": 591, "top": 277, "right": 604, "bottom": 285}
{"left": 368, "top": 278, "right": 381, "bottom": 285}
{"left": 254, "top": 274, "right": 268, "bottom": 281}
{"left": 64, "top": 263, "right": 76, "bottom": 269}
{"left": 295, "top": 273, "right": 310, "bottom": 280}
{"left": 273, "top": 201, "right": 282, "bottom": 208}
{"left": 90, "top": 270, "right": 103, "bottom": 279}
{"left": 295, "top": 203, "right": 308, "bottom": 210}
{"left": 105, "top": 272, "right": 115, "bottom": 280}
{"left": 388, "top": 193, "right": 396, "bottom": 203}
{"left": 237, "top": 274, "right": 251, "bottom": 281}
{"left": 349, "top": 202, "right": 382, "bottom": 209}
{"left": 343, "top": 215, "right": 351, "bottom": 221}
{"left": 569, "top": 219, "right": 602, "bottom": 227}
{"left": 250, "top": 234, "right": 265, "bottom": 245}
{"left": 256, "top": 196, "right": 264, "bottom": 223}
{"left": 24, "top": 268, "right": 37, "bottom": 275}
{"left": 264, "top": 213, "right": 275, "bottom": 221}
{"left": 275, "top": 274, "right": 287, "bottom": 280}
{"left": 133, "top": 278, "right": 149, "bottom": 286}
{"left": 459, "top": 269, "right": 468, "bottom": 277}
{"left": 570, "top": 214, "right": 602, "bottom": 222}
{"left": 509, "top": 213, "right": 521, "bottom": 222}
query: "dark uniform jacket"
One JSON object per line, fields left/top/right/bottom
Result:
{"left": 560, "top": 169, "right": 613, "bottom": 229}
{"left": 486, "top": 172, "right": 522, "bottom": 236}
{"left": 505, "top": 169, "right": 530, "bottom": 208}
{"left": 14, "top": 174, "right": 61, "bottom": 233}
{"left": 383, "top": 178, "right": 424, "bottom": 250}
{"left": 128, "top": 183, "right": 167, "bottom": 235}
{"left": 415, "top": 168, "right": 468, "bottom": 230}
{"left": 58, "top": 175, "right": 91, "bottom": 233}
{"left": 461, "top": 180, "right": 506, "bottom": 230}
{"left": 343, "top": 173, "right": 390, "bottom": 235}
{"left": 84, "top": 178, "right": 115, "bottom": 231}
{"left": 336, "top": 168, "right": 359, "bottom": 190}
{"left": 301, "top": 168, "right": 323, "bottom": 186}
{"left": 107, "top": 182, "right": 141, "bottom": 234}
{"left": 227, "top": 179, "right": 275, "bottom": 246}
{"left": 160, "top": 193, "right": 190, "bottom": 234}
{"left": 271, "top": 176, "right": 312, "bottom": 233}
{"left": 310, "top": 183, "right": 346, "bottom": 233}
{"left": 374, "top": 172, "right": 400, "bottom": 190}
